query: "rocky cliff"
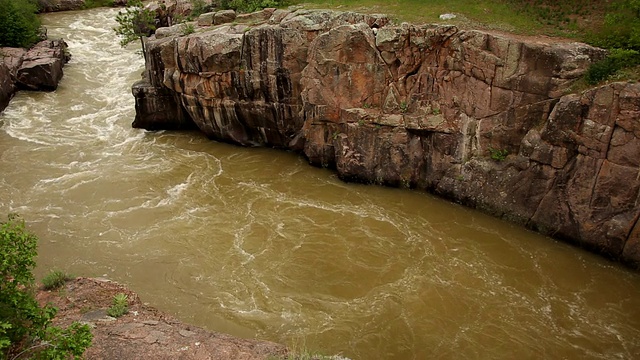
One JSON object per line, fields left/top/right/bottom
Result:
{"left": 132, "top": 8, "right": 640, "bottom": 268}
{"left": 0, "top": 39, "right": 70, "bottom": 113}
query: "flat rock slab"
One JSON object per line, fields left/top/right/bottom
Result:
{"left": 37, "top": 277, "right": 287, "bottom": 360}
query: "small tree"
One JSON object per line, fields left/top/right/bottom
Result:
{"left": 113, "top": 0, "right": 156, "bottom": 55}
{"left": 0, "top": 214, "right": 92, "bottom": 359}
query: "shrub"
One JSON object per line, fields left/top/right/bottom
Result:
{"left": 83, "top": 0, "right": 115, "bottom": 9}
{"left": 0, "top": 214, "right": 92, "bottom": 359}
{"left": 585, "top": 48, "right": 640, "bottom": 84}
{"left": 219, "top": 0, "right": 287, "bottom": 13}
{"left": 41, "top": 269, "right": 73, "bottom": 290}
{"left": 106, "top": 293, "right": 129, "bottom": 318}
{"left": 181, "top": 22, "right": 196, "bottom": 35}
{"left": 190, "top": 0, "right": 215, "bottom": 18}
{"left": 489, "top": 148, "right": 509, "bottom": 161}
{"left": 0, "top": 0, "right": 41, "bottom": 48}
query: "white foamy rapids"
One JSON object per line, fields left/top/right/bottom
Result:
{"left": 2, "top": 8, "right": 143, "bottom": 147}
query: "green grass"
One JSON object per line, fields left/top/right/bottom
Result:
{"left": 41, "top": 269, "right": 73, "bottom": 290}
{"left": 295, "top": 0, "right": 613, "bottom": 40}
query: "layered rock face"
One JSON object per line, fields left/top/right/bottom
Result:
{"left": 133, "top": 8, "right": 640, "bottom": 268}
{"left": 0, "top": 39, "right": 70, "bottom": 113}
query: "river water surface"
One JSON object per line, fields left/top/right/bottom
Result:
{"left": 1, "top": 8, "right": 639, "bottom": 360}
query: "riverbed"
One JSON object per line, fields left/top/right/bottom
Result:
{"left": 0, "top": 7, "right": 639, "bottom": 359}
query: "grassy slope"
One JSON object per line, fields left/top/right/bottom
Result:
{"left": 296, "top": 0, "right": 612, "bottom": 41}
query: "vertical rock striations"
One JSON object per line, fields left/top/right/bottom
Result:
{"left": 133, "top": 8, "right": 640, "bottom": 268}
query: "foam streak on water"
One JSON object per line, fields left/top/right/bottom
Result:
{"left": 0, "top": 8, "right": 639, "bottom": 360}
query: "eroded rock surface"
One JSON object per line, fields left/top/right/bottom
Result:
{"left": 133, "top": 8, "right": 640, "bottom": 268}
{"left": 17, "top": 39, "right": 70, "bottom": 91}
{"left": 37, "top": 278, "right": 287, "bottom": 359}
{"left": 0, "top": 39, "right": 70, "bottom": 112}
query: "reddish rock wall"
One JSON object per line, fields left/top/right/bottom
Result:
{"left": 133, "top": 8, "right": 640, "bottom": 268}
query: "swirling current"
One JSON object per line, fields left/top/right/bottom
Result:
{"left": 0, "top": 8, "right": 639, "bottom": 360}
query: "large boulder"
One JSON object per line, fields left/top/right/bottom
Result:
{"left": 16, "top": 39, "right": 70, "bottom": 91}
{"left": 1, "top": 39, "right": 70, "bottom": 113}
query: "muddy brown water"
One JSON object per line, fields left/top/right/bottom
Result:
{"left": 1, "top": 8, "right": 639, "bottom": 360}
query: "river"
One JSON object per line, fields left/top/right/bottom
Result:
{"left": 0, "top": 7, "right": 639, "bottom": 360}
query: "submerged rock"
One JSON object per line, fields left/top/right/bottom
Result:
{"left": 132, "top": 8, "right": 640, "bottom": 268}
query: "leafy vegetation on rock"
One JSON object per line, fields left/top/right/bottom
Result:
{"left": 489, "top": 148, "right": 509, "bottom": 162}
{"left": 585, "top": 49, "right": 640, "bottom": 84}
{"left": 0, "top": 0, "right": 41, "bottom": 48}
{"left": 0, "top": 214, "right": 92, "bottom": 359}
{"left": 106, "top": 293, "right": 129, "bottom": 318}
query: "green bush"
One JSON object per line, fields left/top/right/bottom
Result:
{"left": 106, "top": 293, "right": 129, "bottom": 318}
{"left": 83, "top": 0, "right": 115, "bottom": 9}
{"left": 489, "top": 148, "right": 509, "bottom": 161}
{"left": 585, "top": 48, "right": 640, "bottom": 84}
{"left": 0, "top": 0, "right": 41, "bottom": 48}
{"left": 190, "top": 0, "right": 215, "bottom": 17}
{"left": 41, "top": 269, "right": 73, "bottom": 291}
{"left": 219, "top": 0, "right": 287, "bottom": 13}
{"left": 0, "top": 214, "right": 92, "bottom": 359}
{"left": 181, "top": 22, "right": 196, "bottom": 35}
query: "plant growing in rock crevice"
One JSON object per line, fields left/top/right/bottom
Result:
{"left": 107, "top": 293, "right": 129, "bottom": 318}
{"left": 181, "top": 22, "right": 196, "bottom": 35}
{"left": 488, "top": 147, "right": 509, "bottom": 161}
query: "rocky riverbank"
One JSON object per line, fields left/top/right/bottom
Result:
{"left": 36, "top": 0, "right": 128, "bottom": 13}
{"left": 133, "top": 7, "right": 640, "bottom": 268}
{"left": 0, "top": 0, "right": 132, "bottom": 113}
{"left": 0, "top": 39, "right": 70, "bottom": 112}
{"left": 37, "top": 277, "right": 287, "bottom": 359}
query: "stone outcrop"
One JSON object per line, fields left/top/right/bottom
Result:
{"left": 0, "top": 39, "right": 70, "bottom": 113}
{"left": 37, "top": 0, "right": 128, "bottom": 13}
{"left": 132, "top": 8, "right": 640, "bottom": 268}
{"left": 37, "top": 277, "right": 287, "bottom": 359}
{"left": 37, "top": 0, "right": 86, "bottom": 12}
